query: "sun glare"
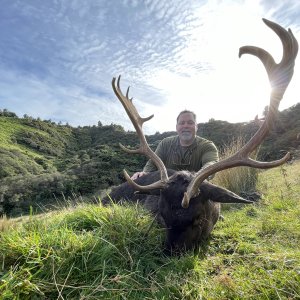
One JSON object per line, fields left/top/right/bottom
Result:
{"left": 143, "top": 0, "right": 299, "bottom": 132}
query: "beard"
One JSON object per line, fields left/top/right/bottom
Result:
{"left": 179, "top": 131, "right": 194, "bottom": 142}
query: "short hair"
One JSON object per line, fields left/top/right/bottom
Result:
{"left": 176, "top": 110, "right": 197, "bottom": 123}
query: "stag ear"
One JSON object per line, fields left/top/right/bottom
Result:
{"left": 200, "top": 182, "right": 253, "bottom": 204}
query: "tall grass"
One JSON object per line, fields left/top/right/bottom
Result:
{"left": 1, "top": 161, "right": 300, "bottom": 299}
{"left": 213, "top": 135, "right": 258, "bottom": 195}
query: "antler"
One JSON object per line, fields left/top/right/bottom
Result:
{"left": 111, "top": 75, "right": 169, "bottom": 190}
{"left": 182, "top": 18, "right": 298, "bottom": 208}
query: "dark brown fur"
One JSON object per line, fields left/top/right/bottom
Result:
{"left": 102, "top": 169, "right": 252, "bottom": 253}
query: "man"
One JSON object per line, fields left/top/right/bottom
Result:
{"left": 131, "top": 110, "right": 219, "bottom": 180}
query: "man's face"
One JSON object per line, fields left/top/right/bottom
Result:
{"left": 176, "top": 112, "right": 197, "bottom": 145}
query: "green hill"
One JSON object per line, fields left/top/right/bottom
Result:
{"left": 0, "top": 103, "right": 299, "bottom": 216}
{"left": 0, "top": 115, "right": 146, "bottom": 216}
{"left": 0, "top": 116, "right": 74, "bottom": 176}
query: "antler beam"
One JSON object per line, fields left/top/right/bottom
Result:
{"left": 182, "top": 18, "right": 298, "bottom": 208}
{"left": 111, "top": 75, "right": 169, "bottom": 190}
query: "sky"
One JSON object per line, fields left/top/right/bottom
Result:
{"left": 0, "top": 0, "right": 299, "bottom": 134}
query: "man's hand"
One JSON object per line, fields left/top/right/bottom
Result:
{"left": 131, "top": 171, "right": 148, "bottom": 180}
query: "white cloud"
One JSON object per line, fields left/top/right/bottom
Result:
{"left": 0, "top": 0, "right": 299, "bottom": 134}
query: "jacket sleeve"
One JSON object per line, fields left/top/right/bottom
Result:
{"left": 201, "top": 141, "right": 219, "bottom": 168}
{"left": 199, "top": 141, "right": 219, "bottom": 180}
{"left": 142, "top": 140, "right": 165, "bottom": 172}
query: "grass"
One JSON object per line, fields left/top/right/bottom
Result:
{"left": 0, "top": 160, "right": 300, "bottom": 299}
{"left": 213, "top": 135, "right": 258, "bottom": 195}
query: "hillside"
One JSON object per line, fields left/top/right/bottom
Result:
{"left": 198, "top": 103, "right": 300, "bottom": 160}
{"left": 0, "top": 160, "right": 299, "bottom": 299}
{"left": 0, "top": 115, "right": 147, "bottom": 216}
{"left": 0, "top": 103, "right": 299, "bottom": 216}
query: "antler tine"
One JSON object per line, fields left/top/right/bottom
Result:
{"left": 112, "top": 75, "right": 169, "bottom": 191}
{"left": 182, "top": 19, "right": 298, "bottom": 208}
{"left": 125, "top": 86, "right": 132, "bottom": 101}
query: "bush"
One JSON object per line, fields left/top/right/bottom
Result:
{"left": 0, "top": 173, "right": 78, "bottom": 216}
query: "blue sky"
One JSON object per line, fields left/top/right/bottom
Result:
{"left": 0, "top": 0, "right": 299, "bottom": 134}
